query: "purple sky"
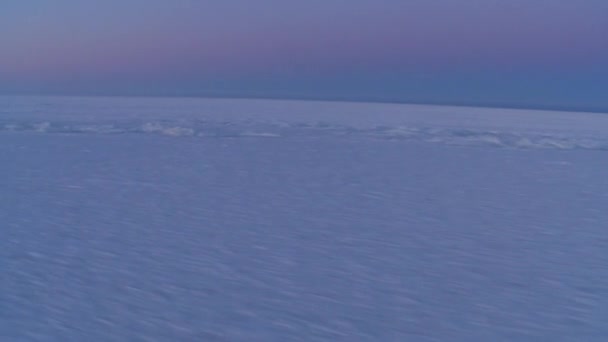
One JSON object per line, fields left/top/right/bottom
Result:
{"left": 2, "top": 0, "right": 607, "bottom": 110}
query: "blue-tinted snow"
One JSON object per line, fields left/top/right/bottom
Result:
{"left": 2, "top": 96, "right": 608, "bottom": 341}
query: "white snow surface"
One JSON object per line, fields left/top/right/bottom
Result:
{"left": 2, "top": 96, "right": 608, "bottom": 341}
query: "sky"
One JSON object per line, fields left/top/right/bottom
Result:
{"left": 1, "top": 0, "right": 607, "bottom": 111}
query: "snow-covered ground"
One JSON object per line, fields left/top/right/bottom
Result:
{"left": 2, "top": 96, "right": 608, "bottom": 341}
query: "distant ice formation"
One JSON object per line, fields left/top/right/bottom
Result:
{"left": 2, "top": 96, "right": 608, "bottom": 151}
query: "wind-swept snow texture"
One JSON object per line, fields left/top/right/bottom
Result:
{"left": 2, "top": 96, "right": 608, "bottom": 341}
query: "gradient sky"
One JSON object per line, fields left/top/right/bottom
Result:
{"left": 1, "top": 0, "right": 607, "bottom": 110}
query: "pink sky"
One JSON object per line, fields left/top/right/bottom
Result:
{"left": 1, "top": 0, "right": 607, "bottom": 110}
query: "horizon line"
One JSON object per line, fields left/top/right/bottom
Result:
{"left": 2, "top": 91, "right": 607, "bottom": 115}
